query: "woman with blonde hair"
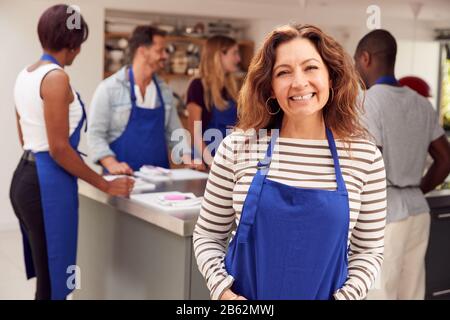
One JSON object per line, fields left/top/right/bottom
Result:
{"left": 186, "top": 35, "right": 241, "bottom": 167}
{"left": 193, "top": 24, "right": 387, "bottom": 300}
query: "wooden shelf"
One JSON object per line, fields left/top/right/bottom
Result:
{"left": 105, "top": 32, "right": 130, "bottom": 39}
{"left": 105, "top": 32, "right": 207, "bottom": 46}
{"left": 103, "top": 70, "right": 196, "bottom": 81}
{"left": 104, "top": 32, "right": 254, "bottom": 81}
{"left": 159, "top": 72, "right": 193, "bottom": 81}
{"left": 105, "top": 32, "right": 252, "bottom": 48}
{"left": 166, "top": 35, "right": 206, "bottom": 46}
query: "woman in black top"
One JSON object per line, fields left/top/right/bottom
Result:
{"left": 186, "top": 35, "right": 241, "bottom": 167}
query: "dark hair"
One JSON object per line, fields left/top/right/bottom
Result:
{"left": 38, "top": 4, "right": 89, "bottom": 51}
{"left": 355, "top": 29, "right": 397, "bottom": 69}
{"left": 128, "top": 26, "right": 167, "bottom": 60}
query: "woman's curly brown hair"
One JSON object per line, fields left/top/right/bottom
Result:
{"left": 237, "top": 24, "right": 366, "bottom": 141}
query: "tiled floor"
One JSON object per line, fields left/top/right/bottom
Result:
{"left": 0, "top": 229, "right": 35, "bottom": 300}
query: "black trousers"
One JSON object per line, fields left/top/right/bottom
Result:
{"left": 9, "top": 157, "right": 51, "bottom": 300}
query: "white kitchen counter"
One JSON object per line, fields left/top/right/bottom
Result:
{"left": 73, "top": 178, "right": 210, "bottom": 300}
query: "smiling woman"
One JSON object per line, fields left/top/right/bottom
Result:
{"left": 193, "top": 24, "right": 387, "bottom": 301}
{"left": 271, "top": 38, "right": 332, "bottom": 138}
{"left": 237, "top": 24, "right": 365, "bottom": 141}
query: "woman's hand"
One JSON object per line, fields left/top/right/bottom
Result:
{"left": 186, "top": 161, "right": 208, "bottom": 172}
{"left": 220, "top": 289, "right": 247, "bottom": 300}
{"left": 104, "top": 176, "right": 134, "bottom": 196}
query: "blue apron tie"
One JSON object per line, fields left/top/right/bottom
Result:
{"left": 225, "top": 127, "right": 350, "bottom": 300}
{"left": 375, "top": 75, "right": 398, "bottom": 86}
{"left": 109, "top": 67, "right": 170, "bottom": 171}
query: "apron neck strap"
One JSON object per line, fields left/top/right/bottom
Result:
{"left": 128, "top": 66, "right": 165, "bottom": 109}
{"left": 153, "top": 75, "right": 165, "bottom": 108}
{"left": 325, "top": 128, "right": 347, "bottom": 193}
{"left": 257, "top": 130, "right": 279, "bottom": 175}
{"left": 257, "top": 127, "right": 347, "bottom": 193}
{"left": 40, "top": 53, "right": 62, "bottom": 67}
{"left": 41, "top": 54, "right": 86, "bottom": 132}
{"left": 75, "top": 92, "right": 88, "bottom": 132}
{"left": 128, "top": 67, "right": 137, "bottom": 105}
{"left": 375, "top": 75, "right": 398, "bottom": 86}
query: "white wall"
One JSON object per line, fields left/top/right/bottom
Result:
{"left": 396, "top": 40, "right": 440, "bottom": 108}
{"left": 0, "top": 0, "right": 446, "bottom": 230}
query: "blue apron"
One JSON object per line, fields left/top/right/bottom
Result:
{"left": 20, "top": 53, "right": 87, "bottom": 300}
{"left": 196, "top": 99, "right": 237, "bottom": 158}
{"left": 109, "top": 67, "right": 169, "bottom": 171}
{"left": 207, "top": 100, "right": 237, "bottom": 141}
{"left": 225, "top": 128, "right": 349, "bottom": 300}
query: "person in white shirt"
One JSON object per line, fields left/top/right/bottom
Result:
{"left": 354, "top": 29, "right": 450, "bottom": 299}
{"left": 10, "top": 4, "right": 132, "bottom": 300}
{"left": 88, "top": 26, "right": 201, "bottom": 174}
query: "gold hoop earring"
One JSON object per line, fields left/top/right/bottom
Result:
{"left": 265, "top": 97, "right": 281, "bottom": 115}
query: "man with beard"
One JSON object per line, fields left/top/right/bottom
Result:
{"left": 88, "top": 26, "right": 194, "bottom": 174}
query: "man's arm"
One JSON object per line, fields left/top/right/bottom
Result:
{"left": 87, "top": 82, "right": 132, "bottom": 175}
{"left": 420, "top": 134, "right": 450, "bottom": 194}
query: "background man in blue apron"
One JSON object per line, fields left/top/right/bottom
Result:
{"left": 88, "top": 26, "right": 195, "bottom": 174}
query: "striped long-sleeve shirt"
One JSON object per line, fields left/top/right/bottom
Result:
{"left": 193, "top": 131, "right": 387, "bottom": 300}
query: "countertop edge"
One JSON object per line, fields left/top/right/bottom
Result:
{"left": 78, "top": 182, "right": 199, "bottom": 237}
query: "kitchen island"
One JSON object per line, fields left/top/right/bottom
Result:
{"left": 72, "top": 178, "right": 210, "bottom": 300}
